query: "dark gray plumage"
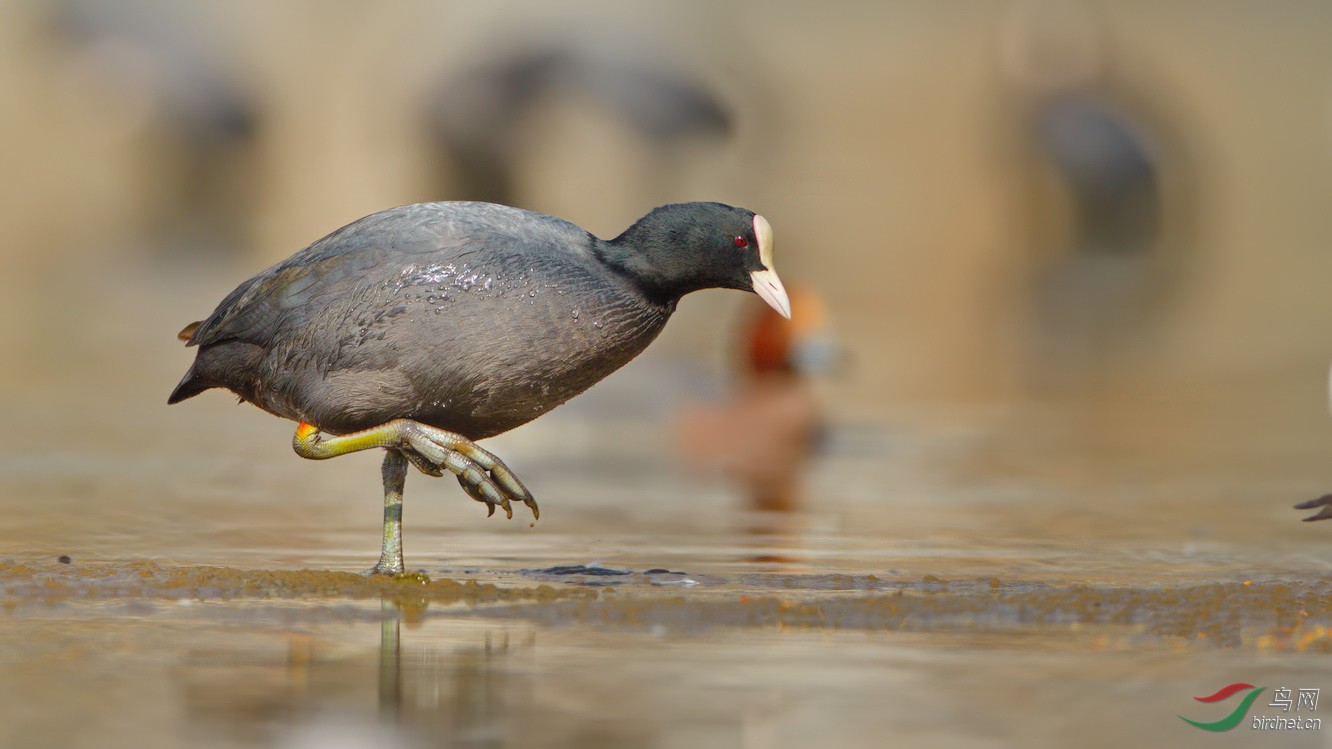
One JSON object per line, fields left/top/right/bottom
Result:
{"left": 169, "top": 201, "right": 790, "bottom": 573}
{"left": 171, "top": 201, "right": 781, "bottom": 436}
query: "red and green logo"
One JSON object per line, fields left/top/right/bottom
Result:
{"left": 1180, "top": 683, "right": 1266, "bottom": 732}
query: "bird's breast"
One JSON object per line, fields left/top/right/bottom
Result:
{"left": 312, "top": 255, "right": 674, "bottom": 438}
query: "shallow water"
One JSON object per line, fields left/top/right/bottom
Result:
{"left": 1, "top": 263, "right": 1330, "bottom": 748}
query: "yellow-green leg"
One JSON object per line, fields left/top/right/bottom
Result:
{"left": 374, "top": 449, "right": 408, "bottom": 575}
{"left": 291, "top": 419, "right": 539, "bottom": 575}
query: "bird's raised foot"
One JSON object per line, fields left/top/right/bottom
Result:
{"left": 292, "top": 419, "right": 540, "bottom": 521}
{"left": 395, "top": 420, "right": 539, "bottom": 521}
{"left": 1295, "top": 494, "right": 1332, "bottom": 522}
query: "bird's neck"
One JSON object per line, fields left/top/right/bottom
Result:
{"left": 596, "top": 228, "right": 701, "bottom": 305}
{"left": 599, "top": 210, "right": 719, "bottom": 303}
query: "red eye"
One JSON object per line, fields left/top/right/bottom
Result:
{"left": 734, "top": 236, "right": 749, "bottom": 248}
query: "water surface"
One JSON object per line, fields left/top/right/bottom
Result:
{"left": 0, "top": 264, "right": 1328, "bottom": 748}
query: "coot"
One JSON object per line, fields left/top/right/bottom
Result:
{"left": 170, "top": 201, "right": 790, "bottom": 574}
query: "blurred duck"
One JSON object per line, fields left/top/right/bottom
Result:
{"left": 675, "top": 286, "right": 837, "bottom": 513}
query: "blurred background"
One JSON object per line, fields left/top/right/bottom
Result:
{"left": 1, "top": 1, "right": 1331, "bottom": 747}
{"left": 4, "top": 0, "right": 1331, "bottom": 455}
{"left": 3, "top": 0, "right": 1332, "bottom": 597}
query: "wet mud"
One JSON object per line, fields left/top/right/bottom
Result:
{"left": 4, "top": 561, "right": 1327, "bottom": 652}
{"left": 0, "top": 560, "right": 587, "bottom": 607}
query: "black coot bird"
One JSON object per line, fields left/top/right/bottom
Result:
{"left": 169, "top": 201, "right": 790, "bottom": 574}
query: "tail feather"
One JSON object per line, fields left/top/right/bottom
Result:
{"left": 167, "top": 369, "right": 212, "bottom": 404}
{"left": 169, "top": 320, "right": 210, "bottom": 403}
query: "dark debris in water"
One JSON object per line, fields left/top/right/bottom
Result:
{"left": 523, "top": 563, "right": 698, "bottom": 588}
{"left": 523, "top": 563, "right": 636, "bottom": 587}
{"left": 536, "top": 564, "right": 634, "bottom": 576}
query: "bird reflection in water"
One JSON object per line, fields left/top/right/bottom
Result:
{"left": 378, "top": 597, "right": 404, "bottom": 719}
{"left": 676, "top": 287, "right": 839, "bottom": 563}
{"left": 376, "top": 593, "right": 517, "bottom": 741}
{"left": 275, "top": 597, "right": 532, "bottom": 748}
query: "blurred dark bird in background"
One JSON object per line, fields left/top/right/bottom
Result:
{"left": 1002, "top": 0, "right": 1188, "bottom": 385}
{"left": 50, "top": 1, "right": 255, "bottom": 139}
{"left": 1031, "top": 91, "right": 1160, "bottom": 255}
{"left": 424, "top": 45, "right": 731, "bottom": 205}
{"left": 1024, "top": 90, "right": 1178, "bottom": 370}
{"left": 48, "top": 0, "right": 258, "bottom": 249}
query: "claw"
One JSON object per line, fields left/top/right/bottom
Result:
{"left": 451, "top": 442, "right": 537, "bottom": 511}
{"left": 455, "top": 473, "right": 511, "bottom": 518}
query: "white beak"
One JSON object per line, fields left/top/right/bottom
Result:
{"left": 749, "top": 214, "right": 791, "bottom": 319}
